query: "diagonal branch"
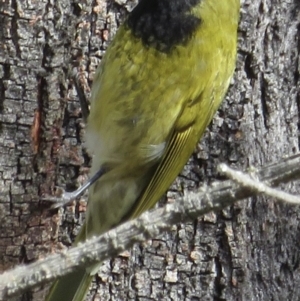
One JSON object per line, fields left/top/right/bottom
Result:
{"left": 1, "top": 153, "right": 300, "bottom": 300}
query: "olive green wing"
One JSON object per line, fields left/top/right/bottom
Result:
{"left": 129, "top": 124, "right": 195, "bottom": 219}
{"left": 128, "top": 89, "right": 217, "bottom": 220}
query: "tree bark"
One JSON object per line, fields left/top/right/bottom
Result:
{"left": 0, "top": 0, "right": 300, "bottom": 300}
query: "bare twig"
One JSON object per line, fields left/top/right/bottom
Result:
{"left": 218, "top": 163, "right": 300, "bottom": 204}
{"left": 1, "top": 153, "right": 300, "bottom": 300}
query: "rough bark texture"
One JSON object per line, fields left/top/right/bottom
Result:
{"left": 0, "top": 0, "right": 300, "bottom": 301}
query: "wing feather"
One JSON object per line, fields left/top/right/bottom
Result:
{"left": 129, "top": 126, "right": 194, "bottom": 219}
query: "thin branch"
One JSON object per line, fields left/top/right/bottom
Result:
{"left": 219, "top": 163, "right": 300, "bottom": 204}
{"left": 1, "top": 153, "right": 300, "bottom": 300}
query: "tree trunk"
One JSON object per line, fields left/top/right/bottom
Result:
{"left": 1, "top": 0, "right": 300, "bottom": 300}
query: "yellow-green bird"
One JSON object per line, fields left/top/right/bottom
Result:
{"left": 46, "top": 0, "right": 240, "bottom": 300}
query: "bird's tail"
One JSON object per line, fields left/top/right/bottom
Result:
{"left": 45, "top": 267, "right": 93, "bottom": 301}
{"left": 45, "top": 223, "right": 95, "bottom": 301}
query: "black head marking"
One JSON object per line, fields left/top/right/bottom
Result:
{"left": 127, "top": 0, "right": 202, "bottom": 52}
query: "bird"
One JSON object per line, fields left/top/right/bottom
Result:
{"left": 46, "top": 0, "right": 240, "bottom": 300}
